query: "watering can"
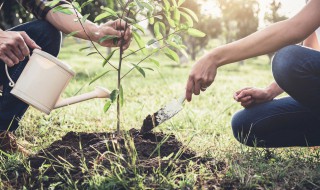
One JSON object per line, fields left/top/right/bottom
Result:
{"left": 4, "top": 49, "right": 110, "bottom": 115}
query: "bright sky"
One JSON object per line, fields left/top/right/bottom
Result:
{"left": 201, "top": 0, "right": 306, "bottom": 19}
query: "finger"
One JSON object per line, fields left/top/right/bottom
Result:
{"left": 115, "top": 19, "right": 127, "bottom": 30}
{"left": 5, "top": 50, "right": 19, "bottom": 65}
{"left": 20, "top": 32, "right": 41, "bottom": 50}
{"left": 241, "top": 100, "right": 254, "bottom": 108}
{"left": 238, "top": 95, "right": 252, "bottom": 103}
{"left": 237, "top": 90, "right": 251, "bottom": 99}
{"left": 186, "top": 76, "right": 194, "bottom": 102}
{"left": 235, "top": 87, "right": 251, "bottom": 95}
{"left": 193, "top": 79, "right": 201, "bottom": 95}
{"left": 0, "top": 55, "right": 14, "bottom": 67}
{"left": 11, "top": 45, "right": 24, "bottom": 61}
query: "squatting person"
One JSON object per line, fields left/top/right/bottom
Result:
{"left": 0, "top": 0, "right": 132, "bottom": 154}
{"left": 185, "top": 0, "right": 320, "bottom": 147}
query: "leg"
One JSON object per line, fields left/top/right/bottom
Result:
{"left": 272, "top": 45, "right": 320, "bottom": 118}
{"left": 231, "top": 97, "right": 320, "bottom": 147}
{"left": 0, "top": 20, "right": 62, "bottom": 131}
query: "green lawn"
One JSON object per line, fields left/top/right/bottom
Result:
{"left": 1, "top": 38, "right": 320, "bottom": 189}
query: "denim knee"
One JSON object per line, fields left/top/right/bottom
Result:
{"left": 272, "top": 45, "right": 303, "bottom": 91}
{"left": 231, "top": 110, "right": 255, "bottom": 147}
{"left": 26, "top": 20, "right": 62, "bottom": 57}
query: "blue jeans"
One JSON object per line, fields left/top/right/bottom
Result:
{"left": 0, "top": 20, "right": 61, "bottom": 131}
{"left": 232, "top": 45, "right": 320, "bottom": 147}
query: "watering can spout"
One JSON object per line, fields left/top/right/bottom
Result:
{"left": 54, "top": 86, "right": 110, "bottom": 109}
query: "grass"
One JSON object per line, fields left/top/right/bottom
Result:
{"left": 1, "top": 37, "right": 320, "bottom": 189}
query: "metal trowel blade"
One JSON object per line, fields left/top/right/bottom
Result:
{"left": 140, "top": 95, "right": 185, "bottom": 134}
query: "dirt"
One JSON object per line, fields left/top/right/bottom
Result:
{"left": 5, "top": 129, "right": 227, "bottom": 189}
{"left": 140, "top": 113, "right": 159, "bottom": 134}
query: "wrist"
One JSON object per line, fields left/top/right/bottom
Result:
{"left": 84, "top": 22, "right": 100, "bottom": 42}
{"left": 265, "top": 86, "right": 277, "bottom": 100}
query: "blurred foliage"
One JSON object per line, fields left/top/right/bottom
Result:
{"left": 217, "top": 0, "right": 259, "bottom": 43}
{"left": 0, "top": 0, "right": 33, "bottom": 29}
{"left": 264, "top": 0, "right": 287, "bottom": 60}
{"left": 180, "top": 0, "right": 221, "bottom": 61}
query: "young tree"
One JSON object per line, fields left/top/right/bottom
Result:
{"left": 53, "top": 0, "right": 204, "bottom": 134}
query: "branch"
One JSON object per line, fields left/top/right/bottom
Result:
{"left": 121, "top": 45, "right": 168, "bottom": 80}
{"left": 122, "top": 29, "right": 184, "bottom": 59}
{"left": 70, "top": 3, "right": 118, "bottom": 70}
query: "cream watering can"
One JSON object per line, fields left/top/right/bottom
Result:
{"left": 5, "top": 49, "right": 110, "bottom": 115}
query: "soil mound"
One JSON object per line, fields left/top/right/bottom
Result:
{"left": 7, "top": 129, "right": 226, "bottom": 189}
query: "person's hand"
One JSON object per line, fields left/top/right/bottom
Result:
{"left": 93, "top": 19, "right": 132, "bottom": 50}
{"left": 0, "top": 31, "right": 41, "bottom": 67}
{"left": 233, "top": 87, "right": 273, "bottom": 108}
{"left": 186, "top": 53, "right": 218, "bottom": 102}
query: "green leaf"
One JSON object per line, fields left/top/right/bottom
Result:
{"left": 148, "top": 12, "right": 155, "bottom": 24}
{"left": 131, "top": 63, "right": 145, "bottom": 77}
{"left": 133, "top": 24, "right": 145, "bottom": 34}
{"left": 187, "top": 28, "right": 206, "bottom": 37}
{"left": 66, "top": 31, "right": 79, "bottom": 38}
{"left": 99, "top": 35, "right": 119, "bottom": 44}
{"left": 87, "top": 52, "right": 97, "bottom": 56}
{"left": 119, "top": 85, "right": 124, "bottom": 107}
{"left": 141, "top": 2, "right": 154, "bottom": 12}
{"left": 171, "top": 0, "right": 177, "bottom": 7}
{"left": 89, "top": 70, "right": 112, "bottom": 85}
{"left": 163, "top": 0, "right": 170, "bottom": 11}
{"left": 164, "top": 48, "right": 179, "bottom": 63}
{"left": 173, "top": 8, "right": 180, "bottom": 22}
{"left": 180, "top": 11, "right": 193, "bottom": 27}
{"left": 102, "top": 7, "right": 118, "bottom": 17}
{"left": 132, "top": 31, "right": 146, "bottom": 54}
{"left": 81, "top": 14, "right": 90, "bottom": 24}
{"left": 102, "top": 49, "right": 117, "bottom": 67}
{"left": 153, "top": 22, "right": 162, "bottom": 40}
{"left": 180, "top": 7, "right": 198, "bottom": 22}
{"left": 110, "top": 90, "right": 119, "bottom": 103}
{"left": 134, "top": 0, "right": 143, "bottom": 9}
{"left": 53, "top": 6, "right": 73, "bottom": 15}
{"left": 147, "top": 39, "right": 157, "bottom": 46}
{"left": 165, "top": 13, "right": 176, "bottom": 28}
{"left": 148, "top": 58, "right": 160, "bottom": 67}
{"left": 72, "top": 2, "right": 81, "bottom": 12}
{"left": 79, "top": 47, "right": 91, "bottom": 52}
{"left": 142, "top": 67, "right": 154, "bottom": 71}
{"left": 94, "top": 12, "right": 112, "bottom": 22}
{"left": 177, "top": 0, "right": 185, "bottom": 6}
{"left": 81, "top": 0, "right": 93, "bottom": 8}
{"left": 104, "top": 100, "right": 112, "bottom": 113}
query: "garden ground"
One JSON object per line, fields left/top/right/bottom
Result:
{"left": 1, "top": 38, "right": 320, "bottom": 189}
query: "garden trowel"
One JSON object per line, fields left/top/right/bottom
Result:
{"left": 140, "top": 95, "right": 186, "bottom": 134}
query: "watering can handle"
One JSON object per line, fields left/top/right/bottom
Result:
{"left": 5, "top": 55, "right": 30, "bottom": 88}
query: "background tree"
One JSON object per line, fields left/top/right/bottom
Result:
{"left": 264, "top": 0, "right": 287, "bottom": 60}
{"left": 179, "top": 0, "right": 222, "bottom": 61}
{"left": 217, "top": 0, "right": 259, "bottom": 43}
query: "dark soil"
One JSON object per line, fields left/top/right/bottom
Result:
{"left": 6, "top": 129, "right": 227, "bottom": 189}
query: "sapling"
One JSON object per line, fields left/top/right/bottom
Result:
{"left": 50, "top": 0, "right": 205, "bottom": 134}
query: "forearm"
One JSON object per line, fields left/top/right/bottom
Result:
{"left": 45, "top": 4, "right": 99, "bottom": 42}
{"left": 265, "top": 82, "right": 284, "bottom": 99}
{"left": 208, "top": 0, "right": 320, "bottom": 68}
{"left": 211, "top": 20, "right": 308, "bottom": 67}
